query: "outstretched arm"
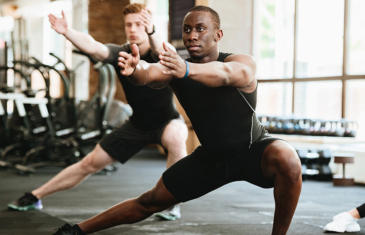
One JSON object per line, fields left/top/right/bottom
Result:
{"left": 139, "top": 9, "right": 162, "bottom": 55}
{"left": 139, "top": 9, "right": 176, "bottom": 57}
{"left": 118, "top": 44, "right": 172, "bottom": 86}
{"left": 159, "top": 43, "right": 257, "bottom": 92}
{"left": 48, "top": 11, "right": 109, "bottom": 61}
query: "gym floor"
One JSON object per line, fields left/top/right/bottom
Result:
{"left": 1, "top": 148, "right": 364, "bottom": 235}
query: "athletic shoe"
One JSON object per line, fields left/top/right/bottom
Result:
{"left": 155, "top": 205, "right": 181, "bottom": 221}
{"left": 8, "top": 192, "right": 43, "bottom": 211}
{"left": 323, "top": 212, "right": 360, "bottom": 233}
{"left": 54, "top": 223, "right": 86, "bottom": 235}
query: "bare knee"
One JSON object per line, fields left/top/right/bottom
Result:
{"left": 161, "top": 119, "right": 188, "bottom": 154}
{"left": 136, "top": 180, "right": 177, "bottom": 214}
{"left": 263, "top": 142, "right": 302, "bottom": 184}
{"left": 79, "top": 146, "right": 112, "bottom": 174}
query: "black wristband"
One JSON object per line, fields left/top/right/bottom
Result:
{"left": 147, "top": 25, "right": 155, "bottom": 36}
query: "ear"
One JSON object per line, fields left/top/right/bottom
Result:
{"left": 214, "top": 29, "right": 223, "bottom": 42}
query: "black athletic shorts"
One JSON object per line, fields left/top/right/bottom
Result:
{"left": 162, "top": 134, "right": 281, "bottom": 202}
{"left": 99, "top": 120, "right": 170, "bottom": 163}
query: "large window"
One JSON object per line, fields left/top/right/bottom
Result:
{"left": 256, "top": 82, "right": 292, "bottom": 116}
{"left": 347, "top": 0, "right": 365, "bottom": 75}
{"left": 254, "top": 0, "right": 365, "bottom": 140}
{"left": 253, "top": 0, "right": 294, "bottom": 79}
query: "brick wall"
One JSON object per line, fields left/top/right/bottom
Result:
{"left": 88, "top": 0, "right": 130, "bottom": 102}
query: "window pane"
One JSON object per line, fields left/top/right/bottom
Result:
{"left": 346, "top": 80, "right": 365, "bottom": 140}
{"left": 257, "top": 82, "right": 292, "bottom": 116}
{"left": 294, "top": 81, "right": 342, "bottom": 119}
{"left": 296, "top": 0, "right": 344, "bottom": 78}
{"left": 253, "top": 0, "right": 294, "bottom": 79}
{"left": 347, "top": 0, "right": 365, "bottom": 75}
{"left": 148, "top": 0, "right": 169, "bottom": 42}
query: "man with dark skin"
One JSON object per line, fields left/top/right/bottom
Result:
{"left": 54, "top": 6, "right": 302, "bottom": 235}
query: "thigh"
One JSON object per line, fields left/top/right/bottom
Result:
{"left": 242, "top": 136, "right": 283, "bottom": 188}
{"left": 162, "top": 146, "right": 230, "bottom": 202}
{"left": 99, "top": 121, "right": 148, "bottom": 163}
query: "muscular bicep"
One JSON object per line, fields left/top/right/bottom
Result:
{"left": 224, "top": 54, "right": 257, "bottom": 92}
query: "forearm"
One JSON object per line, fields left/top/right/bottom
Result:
{"left": 148, "top": 33, "right": 164, "bottom": 56}
{"left": 131, "top": 61, "right": 171, "bottom": 86}
{"left": 188, "top": 61, "right": 253, "bottom": 88}
{"left": 63, "top": 28, "right": 108, "bottom": 61}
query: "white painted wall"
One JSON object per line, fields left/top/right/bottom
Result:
{"left": 209, "top": 0, "right": 253, "bottom": 55}
{"left": 71, "top": 0, "right": 89, "bottom": 100}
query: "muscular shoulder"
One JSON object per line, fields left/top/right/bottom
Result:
{"left": 224, "top": 54, "right": 255, "bottom": 66}
{"left": 225, "top": 54, "right": 257, "bottom": 93}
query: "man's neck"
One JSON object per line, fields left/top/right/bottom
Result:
{"left": 190, "top": 49, "right": 219, "bottom": 63}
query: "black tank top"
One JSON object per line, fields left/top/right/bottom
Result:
{"left": 170, "top": 52, "right": 266, "bottom": 152}
{"left": 105, "top": 44, "right": 179, "bottom": 130}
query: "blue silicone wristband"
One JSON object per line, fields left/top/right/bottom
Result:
{"left": 183, "top": 60, "right": 189, "bottom": 79}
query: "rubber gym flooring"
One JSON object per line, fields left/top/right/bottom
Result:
{"left": 1, "top": 147, "right": 364, "bottom": 234}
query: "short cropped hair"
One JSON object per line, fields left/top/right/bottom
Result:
{"left": 122, "top": 3, "right": 151, "bottom": 16}
{"left": 187, "top": 5, "right": 220, "bottom": 29}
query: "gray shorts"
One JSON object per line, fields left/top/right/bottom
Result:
{"left": 99, "top": 120, "right": 169, "bottom": 163}
{"left": 162, "top": 135, "right": 281, "bottom": 202}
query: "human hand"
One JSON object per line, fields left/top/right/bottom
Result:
{"left": 159, "top": 42, "right": 187, "bottom": 78}
{"left": 118, "top": 44, "right": 140, "bottom": 77}
{"left": 48, "top": 10, "right": 68, "bottom": 35}
{"left": 139, "top": 9, "right": 154, "bottom": 34}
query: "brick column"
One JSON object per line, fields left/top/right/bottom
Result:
{"left": 88, "top": 0, "right": 130, "bottom": 102}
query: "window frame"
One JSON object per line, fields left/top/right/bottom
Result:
{"left": 253, "top": 0, "right": 365, "bottom": 118}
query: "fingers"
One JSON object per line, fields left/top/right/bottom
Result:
{"left": 48, "top": 14, "right": 56, "bottom": 24}
{"left": 159, "top": 54, "right": 177, "bottom": 64}
{"left": 139, "top": 10, "right": 151, "bottom": 23}
{"left": 159, "top": 46, "right": 179, "bottom": 67}
{"left": 61, "top": 10, "right": 65, "bottom": 19}
{"left": 159, "top": 60, "right": 178, "bottom": 70}
{"left": 161, "top": 42, "right": 178, "bottom": 58}
{"left": 162, "top": 41, "right": 170, "bottom": 52}
{"left": 118, "top": 62, "right": 126, "bottom": 70}
{"left": 140, "top": 9, "right": 152, "bottom": 23}
{"left": 130, "top": 44, "right": 140, "bottom": 58}
{"left": 138, "top": 9, "right": 153, "bottom": 32}
{"left": 48, "top": 14, "right": 55, "bottom": 21}
{"left": 118, "top": 51, "right": 131, "bottom": 60}
{"left": 118, "top": 60, "right": 129, "bottom": 75}
{"left": 159, "top": 52, "right": 177, "bottom": 63}
{"left": 165, "top": 42, "right": 177, "bottom": 53}
{"left": 117, "top": 52, "right": 134, "bottom": 76}
{"left": 141, "top": 9, "right": 152, "bottom": 18}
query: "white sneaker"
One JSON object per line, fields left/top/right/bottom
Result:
{"left": 323, "top": 212, "right": 360, "bottom": 233}
{"left": 155, "top": 205, "right": 181, "bottom": 221}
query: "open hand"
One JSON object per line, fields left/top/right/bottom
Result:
{"left": 159, "top": 42, "right": 186, "bottom": 78}
{"left": 48, "top": 10, "right": 68, "bottom": 35}
{"left": 118, "top": 44, "right": 140, "bottom": 77}
{"left": 139, "top": 9, "right": 154, "bottom": 34}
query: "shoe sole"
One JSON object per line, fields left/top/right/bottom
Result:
{"left": 8, "top": 202, "right": 43, "bottom": 211}
{"left": 154, "top": 212, "right": 180, "bottom": 221}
